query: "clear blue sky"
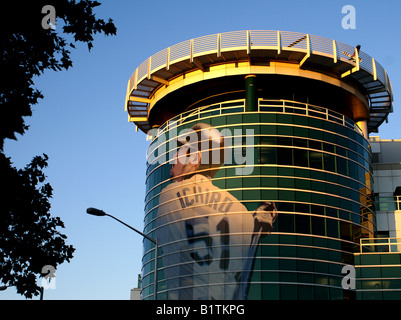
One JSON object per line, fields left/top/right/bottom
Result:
{"left": 2, "top": 0, "right": 400, "bottom": 299}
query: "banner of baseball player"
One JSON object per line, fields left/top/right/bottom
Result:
{"left": 152, "top": 123, "right": 278, "bottom": 300}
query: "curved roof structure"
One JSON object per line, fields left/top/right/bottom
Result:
{"left": 125, "top": 30, "right": 393, "bottom": 134}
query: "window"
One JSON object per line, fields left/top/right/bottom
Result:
{"left": 295, "top": 214, "right": 310, "bottom": 234}
{"left": 226, "top": 114, "right": 242, "bottom": 124}
{"left": 311, "top": 217, "right": 326, "bottom": 236}
{"left": 279, "top": 177, "right": 294, "bottom": 188}
{"left": 294, "top": 149, "right": 309, "bottom": 167}
{"left": 309, "top": 151, "right": 323, "bottom": 169}
{"left": 295, "top": 178, "right": 310, "bottom": 190}
{"left": 336, "top": 157, "right": 348, "bottom": 175}
{"left": 277, "top": 147, "right": 293, "bottom": 165}
{"left": 243, "top": 113, "right": 260, "bottom": 123}
{"left": 277, "top": 213, "right": 295, "bottom": 233}
{"left": 261, "top": 113, "right": 277, "bottom": 123}
{"left": 277, "top": 114, "right": 293, "bottom": 124}
{"left": 277, "top": 136, "right": 292, "bottom": 146}
{"left": 261, "top": 189, "right": 278, "bottom": 201}
{"left": 211, "top": 117, "right": 226, "bottom": 126}
{"left": 259, "top": 147, "right": 277, "bottom": 164}
{"left": 226, "top": 177, "right": 243, "bottom": 188}
{"left": 376, "top": 196, "right": 397, "bottom": 211}
{"left": 278, "top": 125, "right": 293, "bottom": 136}
{"left": 261, "top": 177, "right": 278, "bottom": 188}
{"left": 326, "top": 219, "right": 339, "bottom": 238}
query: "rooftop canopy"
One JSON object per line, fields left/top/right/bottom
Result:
{"left": 125, "top": 30, "right": 393, "bottom": 134}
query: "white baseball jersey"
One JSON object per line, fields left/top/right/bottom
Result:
{"left": 155, "top": 174, "right": 257, "bottom": 300}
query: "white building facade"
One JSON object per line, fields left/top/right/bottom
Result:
{"left": 370, "top": 136, "right": 401, "bottom": 239}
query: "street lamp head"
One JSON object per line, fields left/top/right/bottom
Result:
{"left": 86, "top": 207, "right": 107, "bottom": 216}
{"left": 85, "top": 206, "right": 158, "bottom": 300}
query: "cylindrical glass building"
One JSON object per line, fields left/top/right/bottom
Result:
{"left": 124, "top": 31, "right": 393, "bottom": 300}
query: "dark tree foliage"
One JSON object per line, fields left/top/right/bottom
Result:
{"left": 0, "top": 153, "right": 75, "bottom": 298}
{"left": 0, "top": 1, "right": 116, "bottom": 298}
{"left": 0, "top": 0, "right": 117, "bottom": 149}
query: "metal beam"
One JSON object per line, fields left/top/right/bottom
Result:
{"left": 277, "top": 31, "right": 281, "bottom": 55}
{"left": 354, "top": 47, "right": 360, "bottom": 71}
{"left": 133, "top": 69, "right": 138, "bottom": 90}
{"left": 341, "top": 66, "right": 358, "bottom": 78}
{"left": 299, "top": 34, "right": 310, "bottom": 68}
{"left": 247, "top": 30, "right": 251, "bottom": 55}
{"left": 366, "top": 87, "right": 386, "bottom": 95}
{"left": 147, "top": 56, "right": 151, "bottom": 79}
{"left": 217, "top": 33, "right": 221, "bottom": 57}
{"left": 192, "top": 58, "right": 204, "bottom": 72}
{"left": 288, "top": 35, "right": 307, "bottom": 48}
{"left": 299, "top": 54, "right": 309, "bottom": 67}
{"left": 129, "top": 116, "right": 148, "bottom": 122}
{"left": 166, "top": 47, "right": 170, "bottom": 70}
{"left": 129, "top": 96, "right": 151, "bottom": 104}
{"left": 332, "top": 40, "right": 338, "bottom": 63}
{"left": 150, "top": 75, "right": 169, "bottom": 86}
{"left": 190, "top": 39, "right": 194, "bottom": 63}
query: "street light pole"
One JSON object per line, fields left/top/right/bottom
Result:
{"left": 40, "top": 286, "right": 44, "bottom": 300}
{"left": 86, "top": 207, "right": 159, "bottom": 300}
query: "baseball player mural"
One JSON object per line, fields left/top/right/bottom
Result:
{"left": 155, "top": 123, "right": 277, "bottom": 300}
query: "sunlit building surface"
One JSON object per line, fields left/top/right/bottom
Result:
{"left": 355, "top": 137, "right": 401, "bottom": 300}
{"left": 124, "top": 30, "right": 398, "bottom": 300}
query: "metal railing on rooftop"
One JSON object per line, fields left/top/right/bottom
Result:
{"left": 148, "top": 99, "right": 365, "bottom": 141}
{"left": 126, "top": 30, "right": 393, "bottom": 133}
{"left": 360, "top": 238, "right": 401, "bottom": 253}
{"left": 129, "top": 30, "right": 391, "bottom": 94}
{"left": 258, "top": 99, "right": 364, "bottom": 136}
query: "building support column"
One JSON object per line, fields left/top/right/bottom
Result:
{"left": 356, "top": 120, "right": 368, "bottom": 139}
{"left": 245, "top": 75, "right": 257, "bottom": 112}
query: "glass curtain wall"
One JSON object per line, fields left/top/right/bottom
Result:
{"left": 141, "top": 99, "right": 375, "bottom": 300}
